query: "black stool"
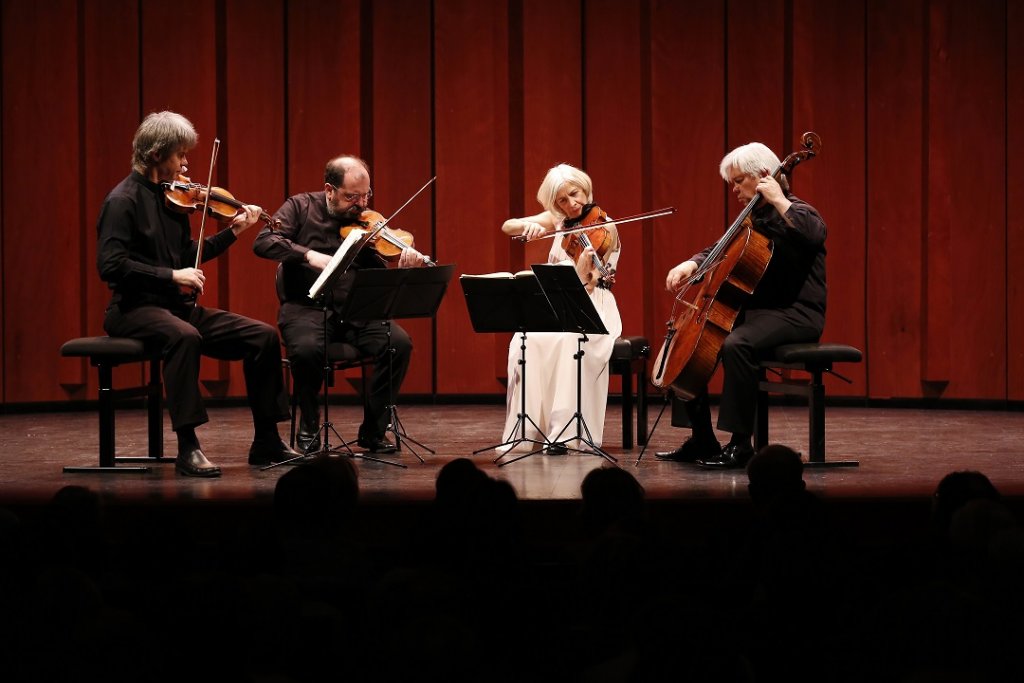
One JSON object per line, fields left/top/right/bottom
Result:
{"left": 60, "top": 336, "right": 170, "bottom": 473}
{"left": 610, "top": 335, "right": 650, "bottom": 449}
{"left": 755, "top": 342, "right": 862, "bottom": 467}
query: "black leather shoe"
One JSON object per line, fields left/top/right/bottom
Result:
{"left": 296, "top": 424, "right": 321, "bottom": 453}
{"left": 248, "top": 439, "right": 303, "bottom": 466}
{"left": 697, "top": 443, "right": 755, "bottom": 470}
{"left": 175, "top": 448, "right": 221, "bottom": 477}
{"left": 544, "top": 442, "right": 568, "bottom": 455}
{"left": 356, "top": 436, "right": 397, "bottom": 454}
{"left": 655, "top": 436, "right": 721, "bottom": 463}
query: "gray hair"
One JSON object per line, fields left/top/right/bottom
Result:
{"left": 536, "top": 163, "right": 594, "bottom": 217}
{"left": 131, "top": 111, "right": 197, "bottom": 173}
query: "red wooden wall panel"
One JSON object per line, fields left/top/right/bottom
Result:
{"left": 82, "top": 0, "right": 142, "bottom": 399}
{"left": 2, "top": 0, "right": 81, "bottom": 402}
{"left": 792, "top": 0, "right": 868, "bottom": 397}
{"left": 928, "top": 0, "right": 1006, "bottom": 398}
{"left": 223, "top": 0, "right": 287, "bottom": 392}
{"left": 1009, "top": 1, "right": 1024, "bottom": 401}
{"left": 866, "top": 0, "right": 925, "bottom": 399}
{"left": 434, "top": 0, "right": 510, "bottom": 395}
{"left": 286, "top": 0, "right": 363, "bottom": 196}
{"left": 1, "top": 0, "right": 1021, "bottom": 406}
{"left": 727, "top": 0, "right": 785, "bottom": 154}
{"left": 584, "top": 0, "right": 644, "bottom": 344}
{"left": 372, "top": 0, "right": 434, "bottom": 394}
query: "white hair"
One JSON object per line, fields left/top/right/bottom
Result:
{"left": 719, "top": 142, "right": 782, "bottom": 181}
{"left": 536, "top": 164, "right": 594, "bottom": 217}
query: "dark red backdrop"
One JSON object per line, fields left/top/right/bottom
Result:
{"left": 2, "top": 0, "right": 1020, "bottom": 405}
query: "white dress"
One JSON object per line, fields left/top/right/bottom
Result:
{"left": 499, "top": 230, "right": 623, "bottom": 451}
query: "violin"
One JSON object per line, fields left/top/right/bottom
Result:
{"left": 162, "top": 175, "right": 280, "bottom": 230}
{"left": 340, "top": 210, "right": 435, "bottom": 266}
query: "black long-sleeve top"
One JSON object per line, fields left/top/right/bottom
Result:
{"left": 690, "top": 194, "right": 827, "bottom": 329}
{"left": 252, "top": 191, "right": 386, "bottom": 308}
{"left": 96, "top": 171, "right": 237, "bottom": 309}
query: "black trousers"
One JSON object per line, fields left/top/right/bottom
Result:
{"left": 104, "top": 303, "right": 290, "bottom": 431}
{"left": 278, "top": 301, "right": 412, "bottom": 439}
{"left": 674, "top": 307, "right": 821, "bottom": 439}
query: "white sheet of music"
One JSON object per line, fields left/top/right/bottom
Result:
{"left": 308, "top": 228, "right": 367, "bottom": 300}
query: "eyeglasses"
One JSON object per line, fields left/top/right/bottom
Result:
{"left": 330, "top": 184, "right": 372, "bottom": 203}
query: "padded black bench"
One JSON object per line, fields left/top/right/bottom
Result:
{"left": 755, "top": 342, "right": 862, "bottom": 467}
{"left": 610, "top": 335, "right": 650, "bottom": 449}
{"left": 60, "top": 336, "right": 170, "bottom": 472}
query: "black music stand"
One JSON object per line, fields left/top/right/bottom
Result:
{"left": 342, "top": 264, "right": 455, "bottom": 462}
{"left": 461, "top": 271, "right": 563, "bottom": 463}
{"left": 525, "top": 263, "right": 616, "bottom": 465}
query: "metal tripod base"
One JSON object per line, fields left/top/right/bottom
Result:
{"left": 262, "top": 419, "right": 406, "bottom": 470}
{"left": 386, "top": 405, "right": 429, "bottom": 463}
{"left": 546, "top": 411, "right": 617, "bottom": 465}
{"left": 477, "top": 412, "right": 552, "bottom": 466}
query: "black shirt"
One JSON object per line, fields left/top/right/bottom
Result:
{"left": 96, "top": 171, "right": 237, "bottom": 309}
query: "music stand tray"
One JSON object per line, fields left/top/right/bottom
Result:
{"left": 342, "top": 265, "right": 455, "bottom": 460}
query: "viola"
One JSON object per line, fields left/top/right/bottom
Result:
{"left": 340, "top": 210, "right": 435, "bottom": 266}
{"left": 162, "top": 174, "right": 280, "bottom": 230}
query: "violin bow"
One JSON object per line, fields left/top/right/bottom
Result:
{"left": 365, "top": 175, "right": 436, "bottom": 239}
{"left": 192, "top": 138, "right": 221, "bottom": 269}
{"left": 513, "top": 206, "right": 676, "bottom": 241}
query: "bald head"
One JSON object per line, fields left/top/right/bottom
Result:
{"left": 324, "top": 155, "right": 369, "bottom": 187}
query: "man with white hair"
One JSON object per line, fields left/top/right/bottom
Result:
{"left": 656, "top": 142, "right": 827, "bottom": 469}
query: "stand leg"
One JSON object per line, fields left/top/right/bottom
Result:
{"left": 381, "top": 321, "right": 429, "bottom": 462}
{"left": 538, "top": 335, "right": 616, "bottom": 465}
{"left": 480, "top": 330, "right": 554, "bottom": 465}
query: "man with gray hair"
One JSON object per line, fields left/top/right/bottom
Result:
{"left": 97, "top": 111, "right": 298, "bottom": 477}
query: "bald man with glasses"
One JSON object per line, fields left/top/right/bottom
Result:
{"left": 253, "top": 155, "right": 428, "bottom": 454}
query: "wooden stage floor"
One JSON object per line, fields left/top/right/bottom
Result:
{"left": 2, "top": 402, "right": 1023, "bottom": 507}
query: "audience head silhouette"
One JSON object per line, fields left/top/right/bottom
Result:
{"left": 273, "top": 454, "right": 359, "bottom": 536}
{"left": 931, "top": 470, "right": 1001, "bottom": 536}
{"left": 579, "top": 465, "right": 646, "bottom": 532}
{"left": 745, "top": 444, "right": 805, "bottom": 508}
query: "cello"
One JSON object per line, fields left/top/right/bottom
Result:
{"left": 651, "top": 132, "right": 822, "bottom": 399}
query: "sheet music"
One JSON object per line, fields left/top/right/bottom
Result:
{"left": 308, "top": 228, "right": 367, "bottom": 299}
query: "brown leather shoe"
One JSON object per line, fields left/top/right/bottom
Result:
{"left": 175, "top": 448, "right": 222, "bottom": 477}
